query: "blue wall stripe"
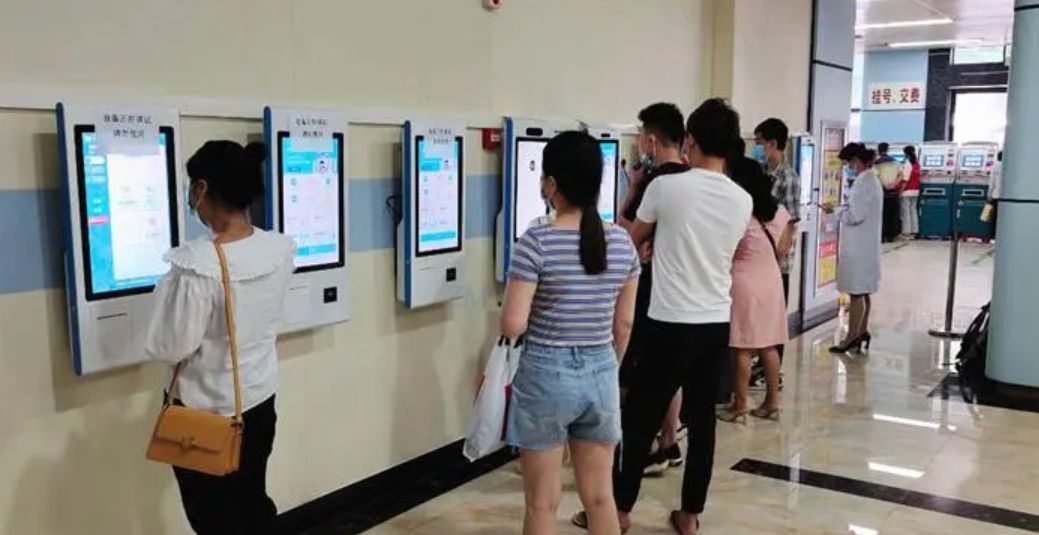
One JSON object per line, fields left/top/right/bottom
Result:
{"left": 0, "top": 189, "right": 64, "bottom": 294}
{"left": 0, "top": 173, "right": 499, "bottom": 296}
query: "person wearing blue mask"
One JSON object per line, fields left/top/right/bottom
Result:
{"left": 821, "top": 143, "right": 882, "bottom": 353}
{"left": 751, "top": 119, "right": 800, "bottom": 390}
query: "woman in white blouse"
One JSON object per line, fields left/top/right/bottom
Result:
{"left": 145, "top": 141, "right": 295, "bottom": 534}
{"left": 822, "top": 143, "right": 883, "bottom": 354}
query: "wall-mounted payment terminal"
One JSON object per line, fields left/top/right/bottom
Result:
{"left": 264, "top": 107, "right": 351, "bottom": 332}
{"left": 397, "top": 120, "right": 466, "bottom": 308}
{"left": 495, "top": 117, "right": 579, "bottom": 282}
{"left": 56, "top": 104, "right": 185, "bottom": 375}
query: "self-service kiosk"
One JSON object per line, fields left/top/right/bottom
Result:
{"left": 495, "top": 118, "right": 579, "bottom": 282}
{"left": 397, "top": 121, "right": 466, "bottom": 308}
{"left": 954, "top": 143, "right": 998, "bottom": 239}
{"left": 918, "top": 143, "right": 958, "bottom": 239}
{"left": 263, "top": 107, "right": 350, "bottom": 332}
{"left": 582, "top": 125, "right": 622, "bottom": 224}
{"left": 56, "top": 104, "right": 185, "bottom": 375}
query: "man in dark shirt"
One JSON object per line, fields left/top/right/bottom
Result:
{"left": 618, "top": 103, "right": 689, "bottom": 474}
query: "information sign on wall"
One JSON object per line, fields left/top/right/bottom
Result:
{"left": 866, "top": 81, "right": 926, "bottom": 109}
{"left": 815, "top": 125, "right": 846, "bottom": 295}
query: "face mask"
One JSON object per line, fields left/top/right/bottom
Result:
{"left": 540, "top": 182, "right": 555, "bottom": 212}
{"left": 843, "top": 165, "right": 857, "bottom": 179}
{"left": 639, "top": 153, "right": 655, "bottom": 170}
{"left": 186, "top": 181, "right": 208, "bottom": 229}
{"left": 752, "top": 144, "right": 767, "bottom": 164}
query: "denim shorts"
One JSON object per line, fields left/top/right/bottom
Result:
{"left": 506, "top": 342, "right": 622, "bottom": 450}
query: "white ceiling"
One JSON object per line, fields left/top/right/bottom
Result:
{"left": 856, "top": 0, "right": 1015, "bottom": 49}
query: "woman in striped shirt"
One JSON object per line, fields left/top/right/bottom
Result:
{"left": 501, "top": 131, "right": 640, "bottom": 535}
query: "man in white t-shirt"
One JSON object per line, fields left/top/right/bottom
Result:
{"left": 613, "top": 98, "right": 752, "bottom": 534}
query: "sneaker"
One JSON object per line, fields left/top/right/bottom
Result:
{"left": 643, "top": 448, "right": 670, "bottom": 476}
{"left": 749, "top": 372, "right": 785, "bottom": 391}
{"left": 661, "top": 443, "right": 684, "bottom": 467}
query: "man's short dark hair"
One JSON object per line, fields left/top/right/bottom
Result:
{"left": 878, "top": 142, "right": 890, "bottom": 154}
{"left": 686, "top": 98, "right": 741, "bottom": 158}
{"left": 637, "top": 103, "right": 685, "bottom": 147}
{"left": 754, "top": 118, "right": 789, "bottom": 151}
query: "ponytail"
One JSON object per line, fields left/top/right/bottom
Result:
{"left": 579, "top": 205, "right": 607, "bottom": 275}
{"left": 542, "top": 131, "right": 608, "bottom": 275}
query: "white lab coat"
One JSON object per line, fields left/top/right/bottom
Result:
{"left": 837, "top": 169, "right": 883, "bottom": 295}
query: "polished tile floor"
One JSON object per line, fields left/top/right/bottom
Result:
{"left": 365, "top": 240, "right": 1039, "bottom": 534}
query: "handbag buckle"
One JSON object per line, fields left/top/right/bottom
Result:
{"left": 180, "top": 436, "right": 196, "bottom": 449}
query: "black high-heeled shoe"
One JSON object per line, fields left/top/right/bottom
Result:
{"left": 829, "top": 332, "right": 871, "bottom": 353}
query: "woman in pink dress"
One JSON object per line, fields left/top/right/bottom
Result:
{"left": 718, "top": 156, "right": 791, "bottom": 424}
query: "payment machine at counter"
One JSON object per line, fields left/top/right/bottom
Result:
{"left": 56, "top": 104, "right": 185, "bottom": 375}
{"left": 495, "top": 117, "right": 579, "bottom": 282}
{"left": 918, "top": 143, "right": 958, "bottom": 239}
{"left": 264, "top": 107, "right": 351, "bottom": 332}
{"left": 397, "top": 121, "right": 466, "bottom": 308}
{"left": 954, "top": 143, "right": 998, "bottom": 240}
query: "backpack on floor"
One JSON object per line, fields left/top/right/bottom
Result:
{"left": 955, "top": 302, "right": 991, "bottom": 403}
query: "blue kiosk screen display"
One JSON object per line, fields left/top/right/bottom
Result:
{"left": 415, "top": 137, "right": 463, "bottom": 256}
{"left": 961, "top": 154, "right": 986, "bottom": 169}
{"left": 75, "top": 127, "right": 178, "bottom": 301}
{"left": 279, "top": 134, "right": 345, "bottom": 272}
{"left": 598, "top": 140, "right": 618, "bottom": 222}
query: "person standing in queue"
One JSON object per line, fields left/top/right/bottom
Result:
{"left": 574, "top": 98, "right": 752, "bottom": 535}
{"left": 875, "top": 142, "right": 902, "bottom": 243}
{"left": 145, "top": 141, "right": 296, "bottom": 534}
{"left": 501, "top": 131, "right": 640, "bottom": 535}
{"left": 899, "top": 145, "right": 921, "bottom": 239}
{"left": 717, "top": 156, "right": 792, "bottom": 424}
{"left": 617, "top": 103, "right": 690, "bottom": 476}
{"left": 822, "top": 142, "right": 882, "bottom": 353}
{"left": 750, "top": 118, "right": 801, "bottom": 390}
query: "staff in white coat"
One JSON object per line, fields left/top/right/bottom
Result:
{"left": 821, "top": 143, "right": 882, "bottom": 354}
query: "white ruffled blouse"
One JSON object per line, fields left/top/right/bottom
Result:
{"left": 145, "top": 228, "right": 296, "bottom": 416}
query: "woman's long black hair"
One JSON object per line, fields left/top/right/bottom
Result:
{"left": 542, "top": 131, "right": 606, "bottom": 275}
{"left": 728, "top": 155, "right": 779, "bottom": 223}
{"left": 904, "top": 145, "right": 919, "bottom": 166}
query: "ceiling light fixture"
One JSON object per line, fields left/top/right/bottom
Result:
{"left": 868, "top": 462, "right": 925, "bottom": 479}
{"left": 888, "top": 39, "right": 983, "bottom": 49}
{"left": 857, "top": 17, "right": 952, "bottom": 30}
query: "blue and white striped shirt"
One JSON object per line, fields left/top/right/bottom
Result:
{"left": 509, "top": 224, "right": 641, "bottom": 347}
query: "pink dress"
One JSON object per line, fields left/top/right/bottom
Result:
{"left": 729, "top": 207, "right": 790, "bottom": 349}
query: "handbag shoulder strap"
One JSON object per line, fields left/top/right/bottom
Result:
{"left": 213, "top": 241, "right": 244, "bottom": 423}
{"left": 161, "top": 241, "right": 245, "bottom": 423}
{"left": 758, "top": 218, "right": 781, "bottom": 264}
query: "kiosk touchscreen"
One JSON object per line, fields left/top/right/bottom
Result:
{"left": 397, "top": 121, "right": 465, "bottom": 308}
{"left": 918, "top": 142, "right": 959, "bottom": 239}
{"left": 496, "top": 117, "right": 579, "bottom": 282}
{"left": 584, "top": 126, "right": 621, "bottom": 223}
{"left": 264, "top": 107, "right": 350, "bottom": 332}
{"left": 56, "top": 104, "right": 184, "bottom": 375}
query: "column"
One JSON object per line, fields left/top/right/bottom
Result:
{"left": 987, "top": 0, "right": 1039, "bottom": 388}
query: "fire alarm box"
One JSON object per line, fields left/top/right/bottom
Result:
{"left": 482, "top": 128, "right": 502, "bottom": 151}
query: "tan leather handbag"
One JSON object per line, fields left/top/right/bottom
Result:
{"left": 146, "top": 241, "right": 244, "bottom": 476}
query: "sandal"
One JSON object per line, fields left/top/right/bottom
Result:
{"left": 715, "top": 405, "right": 748, "bottom": 425}
{"left": 571, "top": 511, "right": 630, "bottom": 534}
{"left": 669, "top": 510, "right": 700, "bottom": 535}
{"left": 750, "top": 406, "right": 780, "bottom": 421}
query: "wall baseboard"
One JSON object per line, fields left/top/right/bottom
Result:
{"left": 277, "top": 440, "right": 516, "bottom": 535}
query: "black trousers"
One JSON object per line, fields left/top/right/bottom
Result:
{"left": 614, "top": 320, "right": 730, "bottom": 514}
{"left": 173, "top": 395, "right": 278, "bottom": 535}
{"left": 882, "top": 191, "right": 902, "bottom": 242}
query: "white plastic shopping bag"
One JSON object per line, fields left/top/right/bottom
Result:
{"left": 463, "top": 336, "right": 522, "bottom": 461}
